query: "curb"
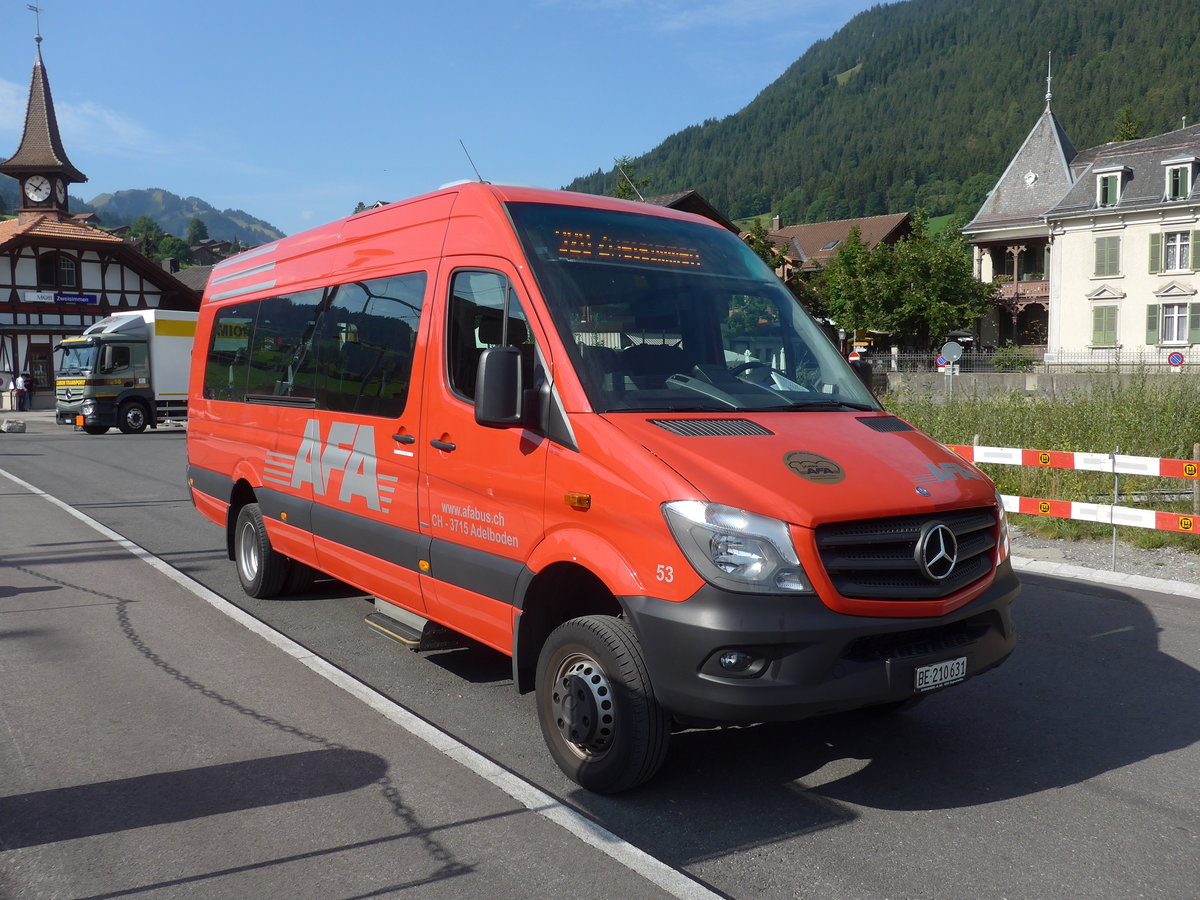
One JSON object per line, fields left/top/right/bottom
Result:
{"left": 1011, "top": 554, "right": 1200, "bottom": 600}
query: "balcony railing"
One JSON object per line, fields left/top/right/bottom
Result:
{"left": 994, "top": 277, "right": 1049, "bottom": 301}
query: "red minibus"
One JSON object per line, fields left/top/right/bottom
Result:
{"left": 187, "top": 183, "right": 1018, "bottom": 792}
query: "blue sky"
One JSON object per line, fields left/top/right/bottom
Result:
{"left": 1, "top": 0, "right": 884, "bottom": 237}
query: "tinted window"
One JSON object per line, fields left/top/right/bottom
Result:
{"left": 202, "top": 272, "right": 427, "bottom": 417}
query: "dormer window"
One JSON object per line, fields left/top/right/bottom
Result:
{"left": 1095, "top": 165, "right": 1130, "bottom": 208}
{"left": 1162, "top": 156, "right": 1197, "bottom": 201}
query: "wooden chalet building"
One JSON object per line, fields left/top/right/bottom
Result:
{"left": 0, "top": 38, "right": 199, "bottom": 403}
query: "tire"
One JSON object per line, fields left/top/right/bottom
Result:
{"left": 117, "top": 401, "right": 148, "bottom": 434}
{"left": 535, "top": 615, "right": 669, "bottom": 793}
{"left": 83, "top": 425, "right": 110, "bottom": 435}
{"left": 283, "top": 560, "right": 318, "bottom": 595}
{"left": 233, "top": 503, "right": 290, "bottom": 598}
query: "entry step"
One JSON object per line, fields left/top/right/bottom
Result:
{"left": 364, "top": 600, "right": 461, "bottom": 651}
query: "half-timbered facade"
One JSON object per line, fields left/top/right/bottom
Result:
{"left": 1, "top": 39, "right": 198, "bottom": 401}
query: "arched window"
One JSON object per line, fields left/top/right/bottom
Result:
{"left": 36, "top": 251, "right": 78, "bottom": 289}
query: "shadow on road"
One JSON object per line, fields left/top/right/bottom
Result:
{"left": 573, "top": 574, "right": 1200, "bottom": 865}
{"left": 0, "top": 748, "right": 387, "bottom": 849}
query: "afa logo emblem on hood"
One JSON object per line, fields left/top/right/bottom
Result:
{"left": 783, "top": 451, "right": 845, "bottom": 484}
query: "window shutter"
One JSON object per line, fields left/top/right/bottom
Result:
{"left": 1149, "top": 233, "right": 1162, "bottom": 274}
{"left": 1190, "top": 303, "right": 1200, "bottom": 344}
{"left": 1094, "top": 240, "right": 1103, "bottom": 276}
{"left": 1093, "top": 306, "right": 1116, "bottom": 345}
{"left": 1146, "top": 304, "right": 1160, "bottom": 345}
{"left": 1192, "top": 231, "right": 1200, "bottom": 272}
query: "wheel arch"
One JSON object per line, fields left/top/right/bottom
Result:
{"left": 512, "top": 560, "right": 624, "bottom": 693}
{"left": 224, "top": 477, "right": 259, "bottom": 560}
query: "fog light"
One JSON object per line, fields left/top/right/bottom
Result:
{"left": 719, "top": 650, "right": 754, "bottom": 672}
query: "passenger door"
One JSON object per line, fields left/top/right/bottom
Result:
{"left": 419, "top": 264, "right": 550, "bottom": 651}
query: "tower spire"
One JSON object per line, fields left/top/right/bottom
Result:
{"left": 28, "top": 3, "right": 43, "bottom": 44}
{"left": 1044, "top": 51, "right": 1053, "bottom": 112}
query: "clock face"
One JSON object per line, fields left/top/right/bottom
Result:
{"left": 55, "top": 179, "right": 66, "bottom": 204}
{"left": 24, "top": 175, "right": 52, "bottom": 202}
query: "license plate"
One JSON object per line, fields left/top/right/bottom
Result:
{"left": 914, "top": 656, "right": 967, "bottom": 692}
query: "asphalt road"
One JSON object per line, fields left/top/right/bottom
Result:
{"left": 2, "top": 414, "right": 1198, "bottom": 899}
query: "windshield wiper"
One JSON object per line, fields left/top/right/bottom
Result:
{"left": 757, "top": 400, "right": 878, "bottom": 412}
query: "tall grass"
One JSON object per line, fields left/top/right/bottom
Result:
{"left": 885, "top": 371, "right": 1200, "bottom": 551}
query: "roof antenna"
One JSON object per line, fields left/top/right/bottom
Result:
{"left": 27, "top": 3, "right": 43, "bottom": 44}
{"left": 617, "top": 162, "right": 645, "bottom": 201}
{"left": 459, "top": 140, "right": 486, "bottom": 183}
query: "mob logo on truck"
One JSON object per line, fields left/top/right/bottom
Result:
{"left": 264, "top": 419, "right": 397, "bottom": 512}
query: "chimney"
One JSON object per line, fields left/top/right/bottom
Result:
{"left": 161, "top": 257, "right": 179, "bottom": 274}
{"left": 771, "top": 214, "right": 782, "bottom": 231}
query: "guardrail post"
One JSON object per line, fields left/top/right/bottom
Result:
{"left": 1111, "top": 446, "right": 1120, "bottom": 571}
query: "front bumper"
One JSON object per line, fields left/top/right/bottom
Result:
{"left": 622, "top": 560, "right": 1019, "bottom": 723}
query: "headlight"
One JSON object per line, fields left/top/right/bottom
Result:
{"left": 995, "top": 490, "right": 1011, "bottom": 563}
{"left": 81, "top": 400, "right": 96, "bottom": 415}
{"left": 662, "top": 500, "right": 813, "bottom": 594}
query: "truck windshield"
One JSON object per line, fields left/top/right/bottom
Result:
{"left": 506, "top": 202, "right": 879, "bottom": 413}
{"left": 58, "top": 343, "right": 97, "bottom": 375}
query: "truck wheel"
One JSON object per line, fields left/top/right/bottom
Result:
{"left": 234, "top": 503, "right": 290, "bottom": 598}
{"left": 535, "top": 616, "right": 669, "bottom": 793}
{"left": 83, "top": 425, "right": 110, "bottom": 435}
{"left": 283, "top": 560, "right": 318, "bottom": 595}
{"left": 117, "top": 401, "right": 148, "bottom": 434}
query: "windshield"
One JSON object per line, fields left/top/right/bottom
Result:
{"left": 506, "top": 202, "right": 879, "bottom": 413}
{"left": 58, "top": 343, "right": 98, "bottom": 375}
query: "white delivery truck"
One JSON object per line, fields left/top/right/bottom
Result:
{"left": 55, "top": 309, "right": 198, "bottom": 434}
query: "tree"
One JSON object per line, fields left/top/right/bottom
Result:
{"left": 744, "top": 218, "right": 788, "bottom": 271}
{"left": 1111, "top": 104, "right": 1144, "bottom": 141}
{"left": 185, "top": 217, "right": 209, "bottom": 245}
{"left": 127, "top": 215, "right": 166, "bottom": 260}
{"left": 159, "top": 235, "right": 193, "bottom": 265}
{"left": 611, "top": 156, "right": 650, "bottom": 200}
{"left": 821, "top": 213, "right": 995, "bottom": 349}
{"left": 820, "top": 226, "right": 883, "bottom": 333}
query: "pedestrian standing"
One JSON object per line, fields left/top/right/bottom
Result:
{"left": 14, "top": 372, "right": 28, "bottom": 412}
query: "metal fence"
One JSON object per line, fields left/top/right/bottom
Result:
{"left": 876, "top": 348, "right": 1198, "bottom": 375}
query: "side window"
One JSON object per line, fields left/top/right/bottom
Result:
{"left": 204, "top": 304, "right": 257, "bottom": 401}
{"left": 248, "top": 290, "right": 325, "bottom": 398}
{"left": 446, "top": 270, "right": 535, "bottom": 402}
{"left": 303, "top": 273, "right": 427, "bottom": 417}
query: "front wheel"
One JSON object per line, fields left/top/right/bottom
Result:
{"left": 234, "top": 503, "right": 290, "bottom": 598}
{"left": 117, "top": 401, "right": 148, "bottom": 434}
{"left": 82, "top": 425, "right": 110, "bottom": 435}
{"left": 535, "top": 616, "right": 669, "bottom": 793}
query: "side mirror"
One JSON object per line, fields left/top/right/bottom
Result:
{"left": 475, "top": 346, "right": 523, "bottom": 427}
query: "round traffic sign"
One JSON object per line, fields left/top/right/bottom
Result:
{"left": 936, "top": 354, "right": 947, "bottom": 367}
{"left": 848, "top": 351, "right": 861, "bottom": 362}
{"left": 940, "top": 341, "right": 964, "bottom": 363}
{"left": 1169, "top": 351, "right": 1184, "bottom": 367}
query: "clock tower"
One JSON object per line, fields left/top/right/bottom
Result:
{"left": 0, "top": 34, "right": 87, "bottom": 219}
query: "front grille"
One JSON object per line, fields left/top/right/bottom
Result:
{"left": 815, "top": 507, "right": 997, "bottom": 600}
{"left": 648, "top": 418, "right": 773, "bottom": 437}
{"left": 842, "top": 616, "right": 993, "bottom": 662}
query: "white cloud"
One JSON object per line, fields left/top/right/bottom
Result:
{"left": 56, "top": 100, "right": 162, "bottom": 157}
{"left": 0, "top": 79, "right": 25, "bottom": 139}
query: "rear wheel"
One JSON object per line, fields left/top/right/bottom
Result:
{"left": 234, "top": 503, "right": 290, "bottom": 598}
{"left": 117, "top": 401, "right": 148, "bottom": 434}
{"left": 535, "top": 615, "right": 669, "bottom": 793}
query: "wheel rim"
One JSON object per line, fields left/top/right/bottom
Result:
{"left": 127, "top": 407, "right": 144, "bottom": 429}
{"left": 237, "top": 519, "right": 260, "bottom": 584}
{"left": 550, "top": 651, "right": 616, "bottom": 760}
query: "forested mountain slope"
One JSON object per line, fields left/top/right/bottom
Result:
{"left": 567, "top": 0, "right": 1200, "bottom": 223}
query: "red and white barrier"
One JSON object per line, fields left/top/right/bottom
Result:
{"left": 947, "top": 444, "right": 1200, "bottom": 534}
